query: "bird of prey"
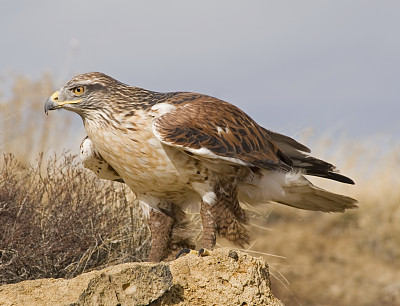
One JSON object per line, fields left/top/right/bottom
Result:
{"left": 45, "top": 72, "right": 357, "bottom": 262}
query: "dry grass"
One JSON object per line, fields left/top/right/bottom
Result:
{"left": 1, "top": 75, "right": 399, "bottom": 305}
{"left": 0, "top": 153, "right": 149, "bottom": 284}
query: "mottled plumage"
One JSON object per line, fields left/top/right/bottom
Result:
{"left": 45, "top": 72, "right": 357, "bottom": 261}
{"left": 80, "top": 136, "right": 123, "bottom": 182}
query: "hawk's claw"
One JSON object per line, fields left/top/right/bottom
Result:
{"left": 176, "top": 248, "right": 192, "bottom": 259}
{"left": 198, "top": 248, "right": 211, "bottom": 256}
{"left": 175, "top": 248, "right": 212, "bottom": 259}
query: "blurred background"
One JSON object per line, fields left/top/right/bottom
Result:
{"left": 1, "top": 1, "right": 399, "bottom": 305}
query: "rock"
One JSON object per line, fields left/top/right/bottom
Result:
{"left": 0, "top": 248, "right": 282, "bottom": 306}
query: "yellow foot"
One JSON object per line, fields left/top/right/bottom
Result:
{"left": 175, "top": 248, "right": 212, "bottom": 259}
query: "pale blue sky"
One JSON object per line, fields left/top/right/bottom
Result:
{"left": 1, "top": 0, "right": 399, "bottom": 141}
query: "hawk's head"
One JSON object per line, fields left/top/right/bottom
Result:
{"left": 44, "top": 72, "right": 124, "bottom": 116}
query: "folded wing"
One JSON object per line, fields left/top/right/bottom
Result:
{"left": 152, "top": 96, "right": 292, "bottom": 172}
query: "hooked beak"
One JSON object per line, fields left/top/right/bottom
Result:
{"left": 44, "top": 91, "right": 82, "bottom": 115}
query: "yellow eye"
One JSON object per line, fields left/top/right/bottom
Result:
{"left": 73, "top": 86, "right": 85, "bottom": 95}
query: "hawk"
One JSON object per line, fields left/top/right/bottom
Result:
{"left": 44, "top": 72, "right": 357, "bottom": 262}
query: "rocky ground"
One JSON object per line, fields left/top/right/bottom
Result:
{"left": 0, "top": 248, "right": 282, "bottom": 306}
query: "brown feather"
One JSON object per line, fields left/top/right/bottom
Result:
{"left": 153, "top": 97, "right": 292, "bottom": 171}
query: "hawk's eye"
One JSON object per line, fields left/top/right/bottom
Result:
{"left": 72, "top": 87, "right": 85, "bottom": 96}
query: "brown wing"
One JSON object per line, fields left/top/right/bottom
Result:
{"left": 152, "top": 95, "right": 292, "bottom": 171}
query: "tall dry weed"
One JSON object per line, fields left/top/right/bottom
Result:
{"left": 0, "top": 153, "right": 150, "bottom": 284}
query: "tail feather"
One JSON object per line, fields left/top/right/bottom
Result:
{"left": 290, "top": 155, "right": 355, "bottom": 185}
{"left": 239, "top": 171, "right": 358, "bottom": 213}
{"left": 279, "top": 183, "right": 358, "bottom": 212}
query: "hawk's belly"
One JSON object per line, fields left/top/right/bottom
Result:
{"left": 85, "top": 123, "right": 193, "bottom": 199}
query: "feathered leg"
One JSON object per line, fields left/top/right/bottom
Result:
{"left": 148, "top": 209, "right": 174, "bottom": 262}
{"left": 200, "top": 180, "right": 250, "bottom": 250}
{"left": 200, "top": 202, "right": 217, "bottom": 250}
{"left": 177, "top": 177, "right": 250, "bottom": 259}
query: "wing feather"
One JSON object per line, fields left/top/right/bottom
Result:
{"left": 265, "top": 129, "right": 354, "bottom": 184}
{"left": 152, "top": 95, "right": 292, "bottom": 171}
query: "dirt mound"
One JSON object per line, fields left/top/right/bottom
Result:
{"left": 0, "top": 248, "right": 282, "bottom": 305}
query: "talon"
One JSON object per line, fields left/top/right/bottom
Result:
{"left": 176, "top": 248, "right": 192, "bottom": 259}
{"left": 176, "top": 248, "right": 212, "bottom": 259}
{"left": 198, "top": 248, "right": 211, "bottom": 257}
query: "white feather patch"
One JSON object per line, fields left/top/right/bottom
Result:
{"left": 202, "top": 191, "right": 218, "bottom": 205}
{"left": 150, "top": 103, "right": 176, "bottom": 116}
{"left": 238, "top": 170, "right": 289, "bottom": 204}
{"left": 79, "top": 137, "right": 95, "bottom": 162}
{"left": 187, "top": 147, "right": 250, "bottom": 166}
